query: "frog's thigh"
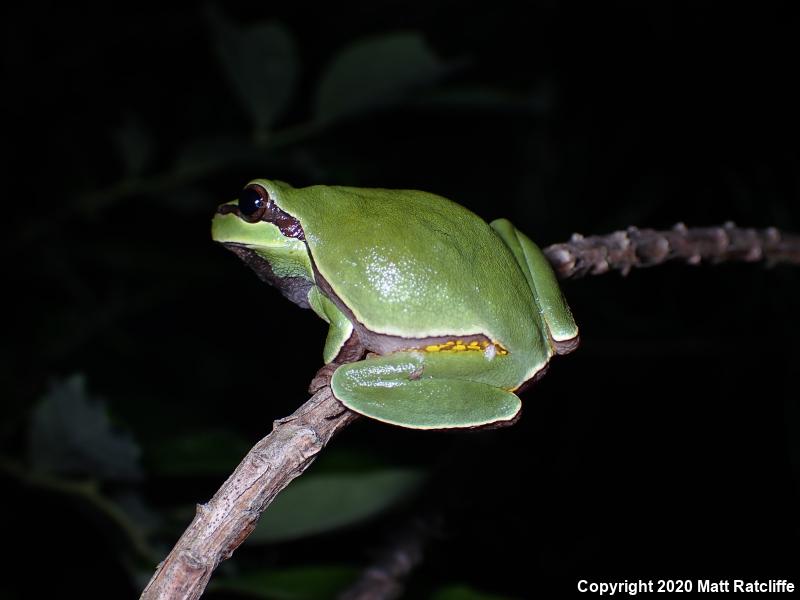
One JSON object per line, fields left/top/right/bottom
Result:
{"left": 331, "top": 352, "right": 521, "bottom": 429}
{"left": 490, "top": 219, "right": 579, "bottom": 352}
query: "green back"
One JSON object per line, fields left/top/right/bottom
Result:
{"left": 273, "top": 182, "right": 543, "bottom": 354}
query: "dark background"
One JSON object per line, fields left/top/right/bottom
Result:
{"left": 3, "top": 2, "right": 799, "bottom": 598}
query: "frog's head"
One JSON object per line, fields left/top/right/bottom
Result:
{"left": 212, "top": 179, "right": 314, "bottom": 307}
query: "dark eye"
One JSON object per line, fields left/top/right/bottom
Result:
{"left": 238, "top": 184, "right": 270, "bottom": 221}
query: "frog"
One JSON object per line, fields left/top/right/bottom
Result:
{"left": 211, "top": 179, "right": 579, "bottom": 429}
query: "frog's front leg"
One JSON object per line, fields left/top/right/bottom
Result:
{"left": 490, "top": 219, "right": 580, "bottom": 354}
{"left": 308, "top": 286, "right": 360, "bottom": 364}
{"left": 330, "top": 351, "right": 521, "bottom": 429}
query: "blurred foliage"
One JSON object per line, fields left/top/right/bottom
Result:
{"left": 3, "top": 1, "right": 800, "bottom": 598}
{"left": 29, "top": 375, "right": 142, "bottom": 481}
{"left": 252, "top": 469, "right": 425, "bottom": 543}
{"left": 211, "top": 566, "right": 359, "bottom": 600}
{"left": 429, "top": 586, "right": 516, "bottom": 600}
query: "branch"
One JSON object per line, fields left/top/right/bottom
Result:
{"left": 141, "top": 223, "right": 799, "bottom": 599}
{"left": 338, "top": 515, "right": 442, "bottom": 600}
{"left": 140, "top": 387, "right": 359, "bottom": 600}
{"left": 543, "top": 223, "right": 800, "bottom": 279}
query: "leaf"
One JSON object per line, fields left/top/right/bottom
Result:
{"left": 308, "top": 447, "right": 393, "bottom": 474}
{"left": 28, "top": 374, "right": 142, "bottom": 481}
{"left": 211, "top": 565, "right": 358, "bottom": 600}
{"left": 431, "top": 584, "right": 519, "bottom": 600}
{"left": 149, "top": 429, "right": 252, "bottom": 476}
{"left": 209, "top": 6, "right": 298, "bottom": 131}
{"left": 314, "top": 32, "right": 446, "bottom": 122}
{"left": 249, "top": 468, "right": 425, "bottom": 543}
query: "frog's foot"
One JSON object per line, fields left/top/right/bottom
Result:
{"left": 331, "top": 353, "right": 521, "bottom": 430}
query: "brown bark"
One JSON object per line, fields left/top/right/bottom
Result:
{"left": 544, "top": 223, "right": 800, "bottom": 279}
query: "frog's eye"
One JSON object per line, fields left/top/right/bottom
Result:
{"left": 238, "top": 184, "right": 270, "bottom": 222}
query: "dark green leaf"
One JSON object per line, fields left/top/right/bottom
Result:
{"left": 307, "top": 447, "right": 395, "bottom": 474}
{"left": 249, "top": 468, "right": 425, "bottom": 543}
{"left": 209, "top": 7, "right": 297, "bottom": 131}
{"left": 314, "top": 32, "right": 446, "bottom": 122}
{"left": 211, "top": 565, "right": 358, "bottom": 600}
{"left": 28, "top": 374, "right": 142, "bottom": 481}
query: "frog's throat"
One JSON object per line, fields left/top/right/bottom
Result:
{"left": 222, "top": 244, "right": 312, "bottom": 308}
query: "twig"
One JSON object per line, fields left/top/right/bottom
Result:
{"left": 543, "top": 223, "right": 800, "bottom": 279}
{"left": 141, "top": 223, "right": 799, "bottom": 599}
{"left": 140, "top": 387, "right": 359, "bottom": 600}
{"left": 0, "top": 457, "right": 154, "bottom": 562}
{"left": 338, "top": 515, "right": 442, "bottom": 600}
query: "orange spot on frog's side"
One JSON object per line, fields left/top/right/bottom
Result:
{"left": 421, "top": 340, "right": 509, "bottom": 355}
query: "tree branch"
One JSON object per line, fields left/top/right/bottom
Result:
{"left": 543, "top": 223, "right": 800, "bottom": 279}
{"left": 338, "top": 514, "right": 442, "bottom": 600}
{"left": 140, "top": 387, "right": 359, "bottom": 600}
{"left": 141, "top": 224, "right": 799, "bottom": 599}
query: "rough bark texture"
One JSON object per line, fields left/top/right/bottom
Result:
{"left": 544, "top": 223, "right": 800, "bottom": 279}
{"left": 140, "top": 388, "right": 359, "bottom": 600}
{"left": 141, "top": 224, "right": 800, "bottom": 600}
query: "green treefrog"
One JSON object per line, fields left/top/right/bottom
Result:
{"left": 212, "top": 180, "right": 579, "bottom": 429}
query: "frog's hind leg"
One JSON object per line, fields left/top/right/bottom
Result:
{"left": 330, "top": 352, "right": 521, "bottom": 430}
{"left": 490, "top": 219, "right": 579, "bottom": 354}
